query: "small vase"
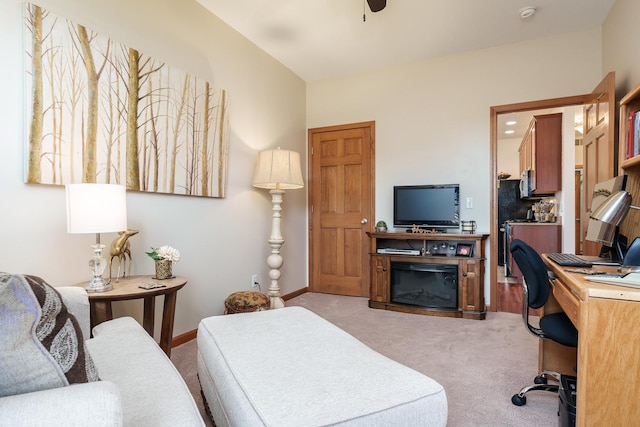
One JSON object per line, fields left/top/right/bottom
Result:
{"left": 155, "top": 259, "right": 173, "bottom": 279}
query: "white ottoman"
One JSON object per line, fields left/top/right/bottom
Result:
{"left": 197, "top": 306, "right": 447, "bottom": 427}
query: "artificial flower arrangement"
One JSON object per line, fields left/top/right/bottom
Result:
{"left": 145, "top": 245, "right": 181, "bottom": 263}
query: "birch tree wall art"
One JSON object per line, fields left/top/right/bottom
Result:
{"left": 25, "top": 3, "right": 230, "bottom": 197}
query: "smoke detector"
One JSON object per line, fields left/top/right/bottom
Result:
{"left": 519, "top": 6, "right": 537, "bottom": 19}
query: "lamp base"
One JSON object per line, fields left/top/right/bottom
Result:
{"left": 269, "top": 295, "right": 286, "bottom": 309}
{"left": 85, "top": 277, "right": 113, "bottom": 293}
{"left": 86, "top": 243, "right": 112, "bottom": 293}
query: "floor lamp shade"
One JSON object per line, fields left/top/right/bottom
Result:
{"left": 66, "top": 184, "right": 128, "bottom": 234}
{"left": 252, "top": 149, "right": 304, "bottom": 190}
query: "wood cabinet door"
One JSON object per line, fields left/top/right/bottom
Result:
{"left": 369, "top": 255, "right": 388, "bottom": 302}
{"left": 528, "top": 126, "right": 536, "bottom": 187}
{"left": 532, "top": 113, "right": 562, "bottom": 193}
{"left": 509, "top": 224, "right": 561, "bottom": 278}
{"left": 460, "top": 259, "right": 483, "bottom": 312}
{"left": 518, "top": 129, "right": 533, "bottom": 176}
{"left": 582, "top": 72, "right": 615, "bottom": 256}
{"left": 308, "top": 122, "right": 375, "bottom": 297}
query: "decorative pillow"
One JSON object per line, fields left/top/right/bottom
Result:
{"left": 0, "top": 272, "right": 98, "bottom": 397}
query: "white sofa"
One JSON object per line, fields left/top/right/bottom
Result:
{"left": 198, "top": 306, "right": 448, "bottom": 426}
{"left": 0, "top": 273, "right": 204, "bottom": 427}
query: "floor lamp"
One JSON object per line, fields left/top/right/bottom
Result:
{"left": 252, "top": 149, "right": 304, "bottom": 308}
{"left": 66, "top": 184, "right": 127, "bottom": 293}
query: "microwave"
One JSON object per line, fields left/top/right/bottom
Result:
{"left": 520, "top": 170, "right": 532, "bottom": 198}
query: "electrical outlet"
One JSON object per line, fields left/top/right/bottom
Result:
{"left": 466, "top": 197, "right": 473, "bottom": 209}
{"left": 251, "top": 274, "right": 259, "bottom": 288}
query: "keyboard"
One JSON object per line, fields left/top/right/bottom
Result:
{"left": 546, "top": 253, "right": 593, "bottom": 268}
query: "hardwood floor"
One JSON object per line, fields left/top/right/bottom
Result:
{"left": 496, "top": 269, "right": 522, "bottom": 314}
{"left": 496, "top": 268, "right": 539, "bottom": 316}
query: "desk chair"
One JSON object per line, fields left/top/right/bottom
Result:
{"left": 509, "top": 239, "right": 578, "bottom": 406}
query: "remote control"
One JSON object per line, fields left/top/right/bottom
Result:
{"left": 139, "top": 283, "right": 166, "bottom": 290}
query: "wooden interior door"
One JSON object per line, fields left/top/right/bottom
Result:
{"left": 575, "top": 169, "right": 582, "bottom": 254}
{"left": 308, "top": 122, "right": 375, "bottom": 297}
{"left": 582, "top": 72, "right": 616, "bottom": 256}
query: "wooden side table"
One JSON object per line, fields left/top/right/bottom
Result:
{"left": 76, "top": 275, "right": 187, "bottom": 357}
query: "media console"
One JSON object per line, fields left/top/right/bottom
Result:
{"left": 368, "top": 232, "right": 488, "bottom": 320}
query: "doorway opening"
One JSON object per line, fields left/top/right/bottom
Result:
{"left": 490, "top": 96, "right": 590, "bottom": 313}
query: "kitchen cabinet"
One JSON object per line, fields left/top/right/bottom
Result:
{"left": 506, "top": 223, "right": 561, "bottom": 279}
{"left": 519, "top": 128, "right": 533, "bottom": 175}
{"left": 518, "top": 113, "right": 562, "bottom": 194}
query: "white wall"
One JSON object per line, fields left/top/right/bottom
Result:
{"left": 497, "top": 138, "right": 522, "bottom": 180}
{"left": 307, "top": 29, "right": 603, "bottom": 304}
{"left": 0, "top": 0, "right": 307, "bottom": 337}
{"left": 603, "top": 0, "right": 640, "bottom": 95}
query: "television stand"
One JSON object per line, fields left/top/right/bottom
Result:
{"left": 367, "top": 232, "right": 488, "bottom": 320}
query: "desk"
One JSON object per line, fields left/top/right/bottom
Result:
{"left": 76, "top": 275, "right": 186, "bottom": 357}
{"left": 542, "top": 255, "right": 640, "bottom": 426}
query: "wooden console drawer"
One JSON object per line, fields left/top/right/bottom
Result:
{"left": 553, "top": 279, "right": 579, "bottom": 327}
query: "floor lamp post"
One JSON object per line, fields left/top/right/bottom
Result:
{"left": 252, "top": 148, "right": 304, "bottom": 309}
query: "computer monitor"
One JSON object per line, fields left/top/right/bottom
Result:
{"left": 585, "top": 175, "right": 628, "bottom": 262}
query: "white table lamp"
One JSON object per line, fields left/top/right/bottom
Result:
{"left": 252, "top": 148, "right": 304, "bottom": 308}
{"left": 66, "top": 184, "right": 127, "bottom": 292}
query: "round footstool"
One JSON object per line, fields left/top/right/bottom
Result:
{"left": 224, "top": 291, "right": 270, "bottom": 314}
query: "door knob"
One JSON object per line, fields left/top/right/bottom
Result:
{"left": 361, "top": 219, "right": 368, "bottom": 224}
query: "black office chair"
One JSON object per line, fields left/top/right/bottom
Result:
{"left": 509, "top": 239, "right": 578, "bottom": 406}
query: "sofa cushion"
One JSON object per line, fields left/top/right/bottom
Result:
{"left": 0, "top": 381, "right": 123, "bottom": 426}
{"left": 87, "top": 317, "right": 205, "bottom": 426}
{"left": 0, "top": 273, "right": 98, "bottom": 397}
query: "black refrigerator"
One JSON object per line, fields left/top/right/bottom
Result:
{"left": 498, "top": 179, "right": 532, "bottom": 266}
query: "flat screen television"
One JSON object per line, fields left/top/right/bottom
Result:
{"left": 393, "top": 184, "right": 460, "bottom": 229}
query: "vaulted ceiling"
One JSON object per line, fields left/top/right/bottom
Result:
{"left": 197, "top": 0, "right": 616, "bottom": 82}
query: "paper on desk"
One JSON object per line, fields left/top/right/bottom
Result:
{"left": 585, "top": 272, "right": 640, "bottom": 288}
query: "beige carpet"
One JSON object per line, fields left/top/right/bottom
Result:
{"left": 171, "top": 292, "right": 559, "bottom": 426}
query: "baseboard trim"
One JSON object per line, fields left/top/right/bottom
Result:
{"left": 171, "top": 287, "right": 309, "bottom": 348}
{"left": 283, "top": 287, "right": 308, "bottom": 301}
{"left": 172, "top": 329, "right": 197, "bottom": 348}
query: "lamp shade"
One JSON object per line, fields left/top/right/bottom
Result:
{"left": 66, "top": 184, "right": 127, "bottom": 234}
{"left": 252, "top": 149, "right": 304, "bottom": 190}
{"left": 590, "top": 190, "right": 632, "bottom": 227}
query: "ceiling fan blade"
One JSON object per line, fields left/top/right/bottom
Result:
{"left": 367, "top": 0, "right": 386, "bottom": 12}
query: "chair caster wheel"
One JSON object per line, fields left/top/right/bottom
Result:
{"left": 511, "top": 394, "right": 527, "bottom": 406}
{"left": 534, "top": 376, "right": 548, "bottom": 385}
